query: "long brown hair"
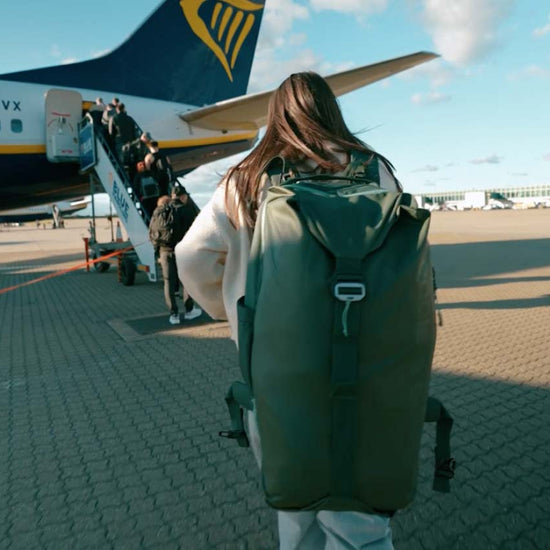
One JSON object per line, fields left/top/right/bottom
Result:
{"left": 225, "top": 71, "right": 379, "bottom": 228}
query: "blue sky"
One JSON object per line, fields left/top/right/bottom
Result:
{"left": 1, "top": 0, "right": 549, "bottom": 208}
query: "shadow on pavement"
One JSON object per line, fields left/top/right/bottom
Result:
{"left": 0, "top": 252, "right": 84, "bottom": 272}
{"left": 3, "top": 330, "right": 548, "bottom": 549}
{"left": 126, "top": 311, "right": 217, "bottom": 335}
{"left": 431, "top": 238, "right": 550, "bottom": 288}
{"left": 393, "top": 370, "right": 549, "bottom": 549}
{"left": 439, "top": 295, "right": 550, "bottom": 310}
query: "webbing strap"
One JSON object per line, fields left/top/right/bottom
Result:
{"left": 265, "top": 156, "right": 297, "bottom": 186}
{"left": 219, "top": 381, "right": 252, "bottom": 448}
{"left": 432, "top": 268, "right": 444, "bottom": 327}
{"left": 344, "top": 151, "right": 377, "bottom": 180}
{"left": 425, "top": 396, "right": 456, "bottom": 492}
{"left": 329, "top": 258, "right": 364, "bottom": 496}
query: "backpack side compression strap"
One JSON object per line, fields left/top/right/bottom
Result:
{"left": 219, "top": 381, "right": 252, "bottom": 448}
{"left": 425, "top": 396, "right": 456, "bottom": 492}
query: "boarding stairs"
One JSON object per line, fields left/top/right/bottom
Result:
{"left": 42, "top": 88, "right": 158, "bottom": 283}
{"left": 79, "top": 117, "right": 158, "bottom": 283}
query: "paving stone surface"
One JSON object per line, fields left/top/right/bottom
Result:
{"left": 1, "top": 211, "right": 549, "bottom": 549}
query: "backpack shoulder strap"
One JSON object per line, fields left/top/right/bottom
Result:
{"left": 148, "top": 209, "right": 162, "bottom": 242}
{"left": 154, "top": 151, "right": 163, "bottom": 168}
{"left": 165, "top": 202, "right": 175, "bottom": 221}
{"left": 344, "top": 150, "right": 400, "bottom": 189}
{"left": 343, "top": 150, "right": 380, "bottom": 181}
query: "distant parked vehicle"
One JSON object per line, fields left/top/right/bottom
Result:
{"left": 464, "top": 191, "right": 488, "bottom": 209}
{"left": 488, "top": 192, "right": 513, "bottom": 209}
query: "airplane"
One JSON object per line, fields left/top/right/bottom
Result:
{"left": 0, "top": 0, "right": 438, "bottom": 213}
{"left": 0, "top": 197, "right": 91, "bottom": 224}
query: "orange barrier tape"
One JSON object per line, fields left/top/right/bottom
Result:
{"left": 0, "top": 245, "right": 135, "bottom": 296}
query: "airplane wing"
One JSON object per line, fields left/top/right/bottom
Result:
{"left": 0, "top": 197, "right": 91, "bottom": 223}
{"left": 180, "top": 51, "right": 439, "bottom": 131}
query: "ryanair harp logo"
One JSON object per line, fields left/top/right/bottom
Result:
{"left": 180, "top": 0, "right": 264, "bottom": 82}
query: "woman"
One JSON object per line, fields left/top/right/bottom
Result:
{"left": 176, "top": 72, "right": 399, "bottom": 549}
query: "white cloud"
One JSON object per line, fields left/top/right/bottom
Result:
{"left": 411, "top": 91, "right": 451, "bottom": 105}
{"left": 178, "top": 152, "right": 248, "bottom": 207}
{"left": 248, "top": 0, "right": 314, "bottom": 91}
{"left": 413, "top": 165, "right": 439, "bottom": 172}
{"left": 310, "top": 0, "right": 388, "bottom": 15}
{"left": 256, "top": 0, "right": 309, "bottom": 51}
{"left": 420, "top": 0, "right": 514, "bottom": 65}
{"left": 533, "top": 15, "right": 550, "bottom": 37}
{"left": 249, "top": 49, "right": 323, "bottom": 92}
{"left": 248, "top": 49, "right": 353, "bottom": 93}
{"left": 534, "top": 23, "right": 550, "bottom": 37}
{"left": 50, "top": 44, "right": 62, "bottom": 58}
{"left": 523, "top": 65, "right": 550, "bottom": 78}
{"left": 248, "top": 0, "right": 362, "bottom": 92}
{"left": 249, "top": 48, "right": 354, "bottom": 93}
{"left": 288, "top": 33, "right": 307, "bottom": 47}
{"left": 399, "top": 58, "right": 454, "bottom": 87}
{"left": 509, "top": 64, "right": 550, "bottom": 80}
{"left": 49, "top": 44, "right": 84, "bottom": 65}
{"left": 470, "top": 155, "right": 502, "bottom": 165}
{"left": 543, "top": 153, "right": 550, "bottom": 161}
{"left": 92, "top": 48, "right": 111, "bottom": 59}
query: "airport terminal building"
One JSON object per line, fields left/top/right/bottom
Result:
{"left": 419, "top": 184, "right": 550, "bottom": 208}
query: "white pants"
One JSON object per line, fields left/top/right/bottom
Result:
{"left": 278, "top": 510, "right": 393, "bottom": 550}
{"left": 246, "top": 410, "right": 394, "bottom": 550}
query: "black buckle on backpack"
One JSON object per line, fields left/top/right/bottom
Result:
{"left": 333, "top": 281, "right": 366, "bottom": 302}
{"left": 436, "top": 457, "right": 456, "bottom": 479}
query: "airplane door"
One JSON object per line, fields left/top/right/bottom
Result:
{"left": 45, "top": 89, "right": 82, "bottom": 163}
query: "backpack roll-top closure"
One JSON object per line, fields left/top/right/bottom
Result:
{"left": 292, "top": 185, "right": 403, "bottom": 259}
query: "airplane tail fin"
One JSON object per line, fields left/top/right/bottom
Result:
{"left": 1, "top": 0, "right": 266, "bottom": 105}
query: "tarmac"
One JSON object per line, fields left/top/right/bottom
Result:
{"left": 1, "top": 210, "right": 549, "bottom": 549}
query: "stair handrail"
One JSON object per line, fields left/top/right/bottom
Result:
{"left": 82, "top": 116, "right": 152, "bottom": 225}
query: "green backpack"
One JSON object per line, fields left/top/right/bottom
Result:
{"left": 221, "top": 152, "right": 455, "bottom": 514}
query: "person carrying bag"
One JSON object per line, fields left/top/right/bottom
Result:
{"left": 176, "top": 72, "right": 454, "bottom": 550}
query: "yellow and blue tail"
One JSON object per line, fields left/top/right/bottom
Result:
{"left": 1, "top": 0, "right": 266, "bottom": 105}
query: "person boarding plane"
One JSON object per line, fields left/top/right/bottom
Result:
{"left": 0, "top": 0, "right": 438, "bottom": 213}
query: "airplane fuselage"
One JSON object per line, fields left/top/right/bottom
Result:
{"left": 0, "top": 80, "right": 257, "bottom": 210}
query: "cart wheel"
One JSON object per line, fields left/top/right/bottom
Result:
{"left": 92, "top": 252, "right": 110, "bottom": 272}
{"left": 120, "top": 257, "right": 136, "bottom": 286}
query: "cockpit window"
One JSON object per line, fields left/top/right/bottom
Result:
{"left": 11, "top": 119, "right": 23, "bottom": 133}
